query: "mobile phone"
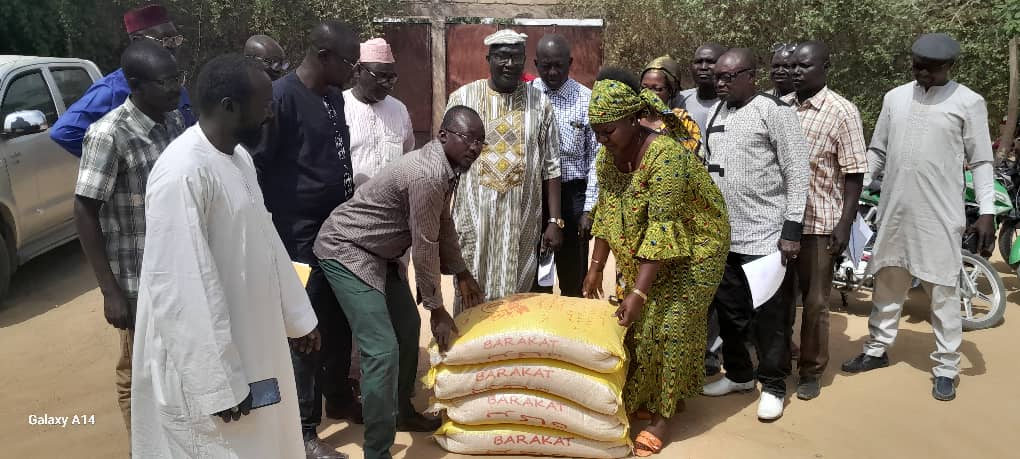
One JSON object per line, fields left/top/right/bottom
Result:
{"left": 249, "top": 378, "right": 281, "bottom": 410}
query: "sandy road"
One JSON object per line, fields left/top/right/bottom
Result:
{"left": 2, "top": 241, "right": 1019, "bottom": 458}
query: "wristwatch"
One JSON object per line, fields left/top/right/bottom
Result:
{"left": 548, "top": 218, "right": 565, "bottom": 229}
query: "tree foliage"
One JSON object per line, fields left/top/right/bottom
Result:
{"left": 0, "top": 0, "right": 403, "bottom": 84}
{"left": 562, "top": 0, "right": 1018, "bottom": 133}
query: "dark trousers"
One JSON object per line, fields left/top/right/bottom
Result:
{"left": 557, "top": 179, "right": 589, "bottom": 297}
{"left": 795, "top": 235, "right": 835, "bottom": 378}
{"left": 321, "top": 260, "right": 420, "bottom": 459}
{"left": 292, "top": 263, "right": 356, "bottom": 437}
{"left": 712, "top": 251, "right": 795, "bottom": 397}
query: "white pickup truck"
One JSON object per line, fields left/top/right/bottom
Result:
{"left": 0, "top": 56, "right": 102, "bottom": 298}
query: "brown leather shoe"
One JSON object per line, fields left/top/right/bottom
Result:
{"left": 397, "top": 411, "right": 442, "bottom": 432}
{"left": 304, "top": 436, "right": 347, "bottom": 459}
{"left": 325, "top": 400, "right": 364, "bottom": 424}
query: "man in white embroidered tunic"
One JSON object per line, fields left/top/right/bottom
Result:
{"left": 446, "top": 29, "right": 563, "bottom": 311}
{"left": 841, "top": 33, "right": 997, "bottom": 403}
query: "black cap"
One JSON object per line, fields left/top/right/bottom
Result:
{"left": 911, "top": 33, "right": 960, "bottom": 61}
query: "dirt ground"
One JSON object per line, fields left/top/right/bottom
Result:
{"left": 3, "top": 241, "right": 1020, "bottom": 459}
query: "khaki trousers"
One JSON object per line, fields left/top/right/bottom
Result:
{"left": 116, "top": 328, "right": 133, "bottom": 439}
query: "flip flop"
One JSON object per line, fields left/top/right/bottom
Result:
{"left": 634, "top": 430, "right": 664, "bottom": 457}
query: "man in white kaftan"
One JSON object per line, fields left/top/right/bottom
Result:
{"left": 446, "top": 29, "right": 562, "bottom": 311}
{"left": 132, "top": 55, "right": 319, "bottom": 457}
{"left": 841, "top": 34, "right": 996, "bottom": 402}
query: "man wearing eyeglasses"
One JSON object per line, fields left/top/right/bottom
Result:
{"left": 73, "top": 39, "right": 186, "bottom": 445}
{"left": 446, "top": 29, "right": 563, "bottom": 312}
{"left": 841, "top": 33, "right": 996, "bottom": 403}
{"left": 314, "top": 105, "right": 485, "bottom": 459}
{"left": 51, "top": 3, "right": 196, "bottom": 157}
{"left": 250, "top": 21, "right": 361, "bottom": 459}
{"left": 699, "top": 48, "right": 809, "bottom": 421}
{"left": 244, "top": 34, "right": 289, "bottom": 81}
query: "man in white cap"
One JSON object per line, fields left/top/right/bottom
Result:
{"left": 841, "top": 33, "right": 996, "bottom": 402}
{"left": 446, "top": 28, "right": 563, "bottom": 310}
{"left": 345, "top": 38, "right": 415, "bottom": 188}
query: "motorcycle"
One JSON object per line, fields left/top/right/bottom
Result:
{"left": 832, "top": 171, "right": 1009, "bottom": 331}
{"left": 993, "top": 157, "right": 1020, "bottom": 273}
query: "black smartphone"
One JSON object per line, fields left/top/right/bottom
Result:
{"left": 249, "top": 378, "right": 281, "bottom": 410}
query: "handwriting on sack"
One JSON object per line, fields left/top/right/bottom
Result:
{"left": 492, "top": 434, "right": 574, "bottom": 447}
{"left": 485, "top": 394, "right": 567, "bottom": 412}
{"left": 483, "top": 335, "right": 561, "bottom": 351}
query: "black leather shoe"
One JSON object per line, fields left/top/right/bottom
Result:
{"left": 932, "top": 376, "right": 956, "bottom": 401}
{"left": 304, "top": 436, "right": 347, "bottom": 459}
{"left": 796, "top": 377, "right": 821, "bottom": 400}
{"left": 397, "top": 411, "right": 442, "bottom": 432}
{"left": 325, "top": 400, "right": 364, "bottom": 424}
{"left": 841, "top": 352, "right": 889, "bottom": 373}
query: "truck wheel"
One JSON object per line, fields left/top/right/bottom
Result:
{"left": 0, "top": 233, "right": 10, "bottom": 299}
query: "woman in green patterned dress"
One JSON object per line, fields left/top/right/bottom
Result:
{"left": 581, "top": 68, "right": 729, "bottom": 456}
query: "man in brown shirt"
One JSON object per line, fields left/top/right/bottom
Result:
{"left": 313, "top": 106, "right": 484, "bottom": 459}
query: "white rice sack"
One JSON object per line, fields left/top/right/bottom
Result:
{"left": 430, "top": 293, "right": 627, "bottom": 373}
{"left": 434, "top": 421, "right": 631, "bottom": 459}
{"left": 424, "top": 359, "right": 624, "bottom": 415}
{"left": 430, "top": 389, "right": 628, "bottom": 442}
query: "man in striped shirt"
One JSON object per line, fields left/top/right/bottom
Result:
{"left": 314, "top": 106, "right": 484, "bottom": 459}
{"left": 784, "top": 41, "right": 868, "bottom": 401}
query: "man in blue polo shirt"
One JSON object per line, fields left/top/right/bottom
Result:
{"left": 50, "top": 3, "right": 196, "bottom": 157}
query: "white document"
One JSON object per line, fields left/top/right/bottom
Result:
{"left": 537, "top": 252, "right": 556, "bottom": 287}
{"left": 846, "top": 213, "right": 874, "bottom": 268}
{"left": 741, "top": 252, "right": 786, "bottom": 309}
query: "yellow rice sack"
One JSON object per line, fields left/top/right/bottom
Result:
{"left": 429, "top": 389, "right": 628, "bottom": 442}
{"left": 434, "top": 421, "right": 631, "bottom": 458}
{"left": 429, "top": 293, "right": 627, "bottom": 373}
{"left": 425, "top": 359, "right": 625, "bottom": 415}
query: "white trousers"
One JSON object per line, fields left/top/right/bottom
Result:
{"left": 863, "top": 267, "right": 962, "bottom": 378}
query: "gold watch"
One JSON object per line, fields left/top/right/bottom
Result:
{"left": 548, "top": 218, "right": 565, "bottom": 229}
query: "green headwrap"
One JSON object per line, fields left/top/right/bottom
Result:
{"left": 642, "top": 55, "right": 682, "bottom": 92}
{"left": 588, "top": 79, "right": 690, "bottom": 141}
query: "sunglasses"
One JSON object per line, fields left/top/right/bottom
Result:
{"left": 715, "top": 68, "right": 753, "bottom": 83}
{"left": 359, "top": 65, "right": 398, "bottom": 84}
{"left": 772, "top": 42, "right": 797, "bottom": 53}
{"left": 488, "top": 54, "right": 526, "bottom": 66}
{"left": 145, "top": 34, "right": 186, "bottom": 50}
{"left": 248, "top": 55, "right": 290, "bottom": 73}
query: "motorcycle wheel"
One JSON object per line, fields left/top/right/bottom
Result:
{"left": 997, "top": 219, "right": 1020, "bottom": 269}
{"left": 960, "top": 249, "right": 1006, "bottom": 331}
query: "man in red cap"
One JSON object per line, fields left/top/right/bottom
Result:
{"left": 50, "top": 3, "right": 197, "bottom": 157}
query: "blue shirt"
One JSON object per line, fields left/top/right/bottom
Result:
{"left": 251, "top": 72, "right": 354, "bottom": 264}
{"left": 531, "top": 78, "right": 597, "bottom": 182}
{"left": 50, "top": 68, "right": 196, "bottom": 157}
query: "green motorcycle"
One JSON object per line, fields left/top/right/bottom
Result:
{"left": 834, "top": 171, "right": 1008, "bottom": 331}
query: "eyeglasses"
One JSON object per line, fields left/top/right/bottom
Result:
{"left": 772, "top": 42, "right": 797, "bottom": 54}
{"left": 319, "top": 49, "right": 358, "bottom": 69}
{"left": 144, "top": 34, "right": 186, "bottom": 50}
{"left": 359, "top": 65, "right": 398, "bottom": 84}
{"left": 488, "top": 54, "right": 526, "bottom": 66}
{"left": 144, "top": 71, "right": 187, "bottom": 88}
{"left": 446, "top": 129, "right": 487, "bottom": 147}
{"left": 248, "top": 55, "right": 290, "bottom": 73}
{"left": 715, "top": 68, "right": 753, "bottom": 83}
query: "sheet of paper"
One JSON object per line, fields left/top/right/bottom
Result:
{"left": 537, "top": 252, "right": 556, "bottom": 287}
{"left": 292, "top": 262, "right": 311, "bottom": 287}
{"left": 741, "top": 252, "right": 786, "bottom": 309}
{"left": 846, "top": 213, "right": 874, "bottom": 268}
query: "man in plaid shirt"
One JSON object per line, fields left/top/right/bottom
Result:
{"left": 783, "top": 41, "right": 868, "bottom": 401}
{"left": 532, "top": 34, "right": 598, "bottom": 297}
{"left": 73, "top": 40, "right": 185, "bottom": 439}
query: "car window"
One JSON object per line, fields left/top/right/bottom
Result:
{"left": 1, "top": 71, "right": 58, "bottom": 126}
{"left": 50, "top": 67, "right": 93, "bottom": 109}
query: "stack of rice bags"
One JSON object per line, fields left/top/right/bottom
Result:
{"left": 425, "top": 293, "right": 631, "bottom": 458}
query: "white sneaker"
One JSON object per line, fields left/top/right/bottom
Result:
{"left": 702, "top": 377, "right": 755, "bottom": 396}
{"left": 757, "top": 392, "right": 784, "bottom": 420}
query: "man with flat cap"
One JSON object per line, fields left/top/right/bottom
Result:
{"left": 842, "top": 33, "right": 996, "bottom": 402}
{"left": 446, "top": 29, "right": 562, "bottom": 310}
{"left": 51, "top": 3, "right": 196, "bottom": 157}
{"left": 245, "top": 34, "right": 289, "bottom": 81}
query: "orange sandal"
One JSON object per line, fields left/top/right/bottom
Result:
{"left": 633, "top": 430, "right": 664, "bottom": 457}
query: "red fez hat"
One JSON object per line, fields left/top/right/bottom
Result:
{"left": 124, "top": 4, "right": 171, "bottom": 34}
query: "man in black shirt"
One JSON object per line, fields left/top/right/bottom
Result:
{"left": 252, "top": 21, "right": 360, "bottom": 459}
